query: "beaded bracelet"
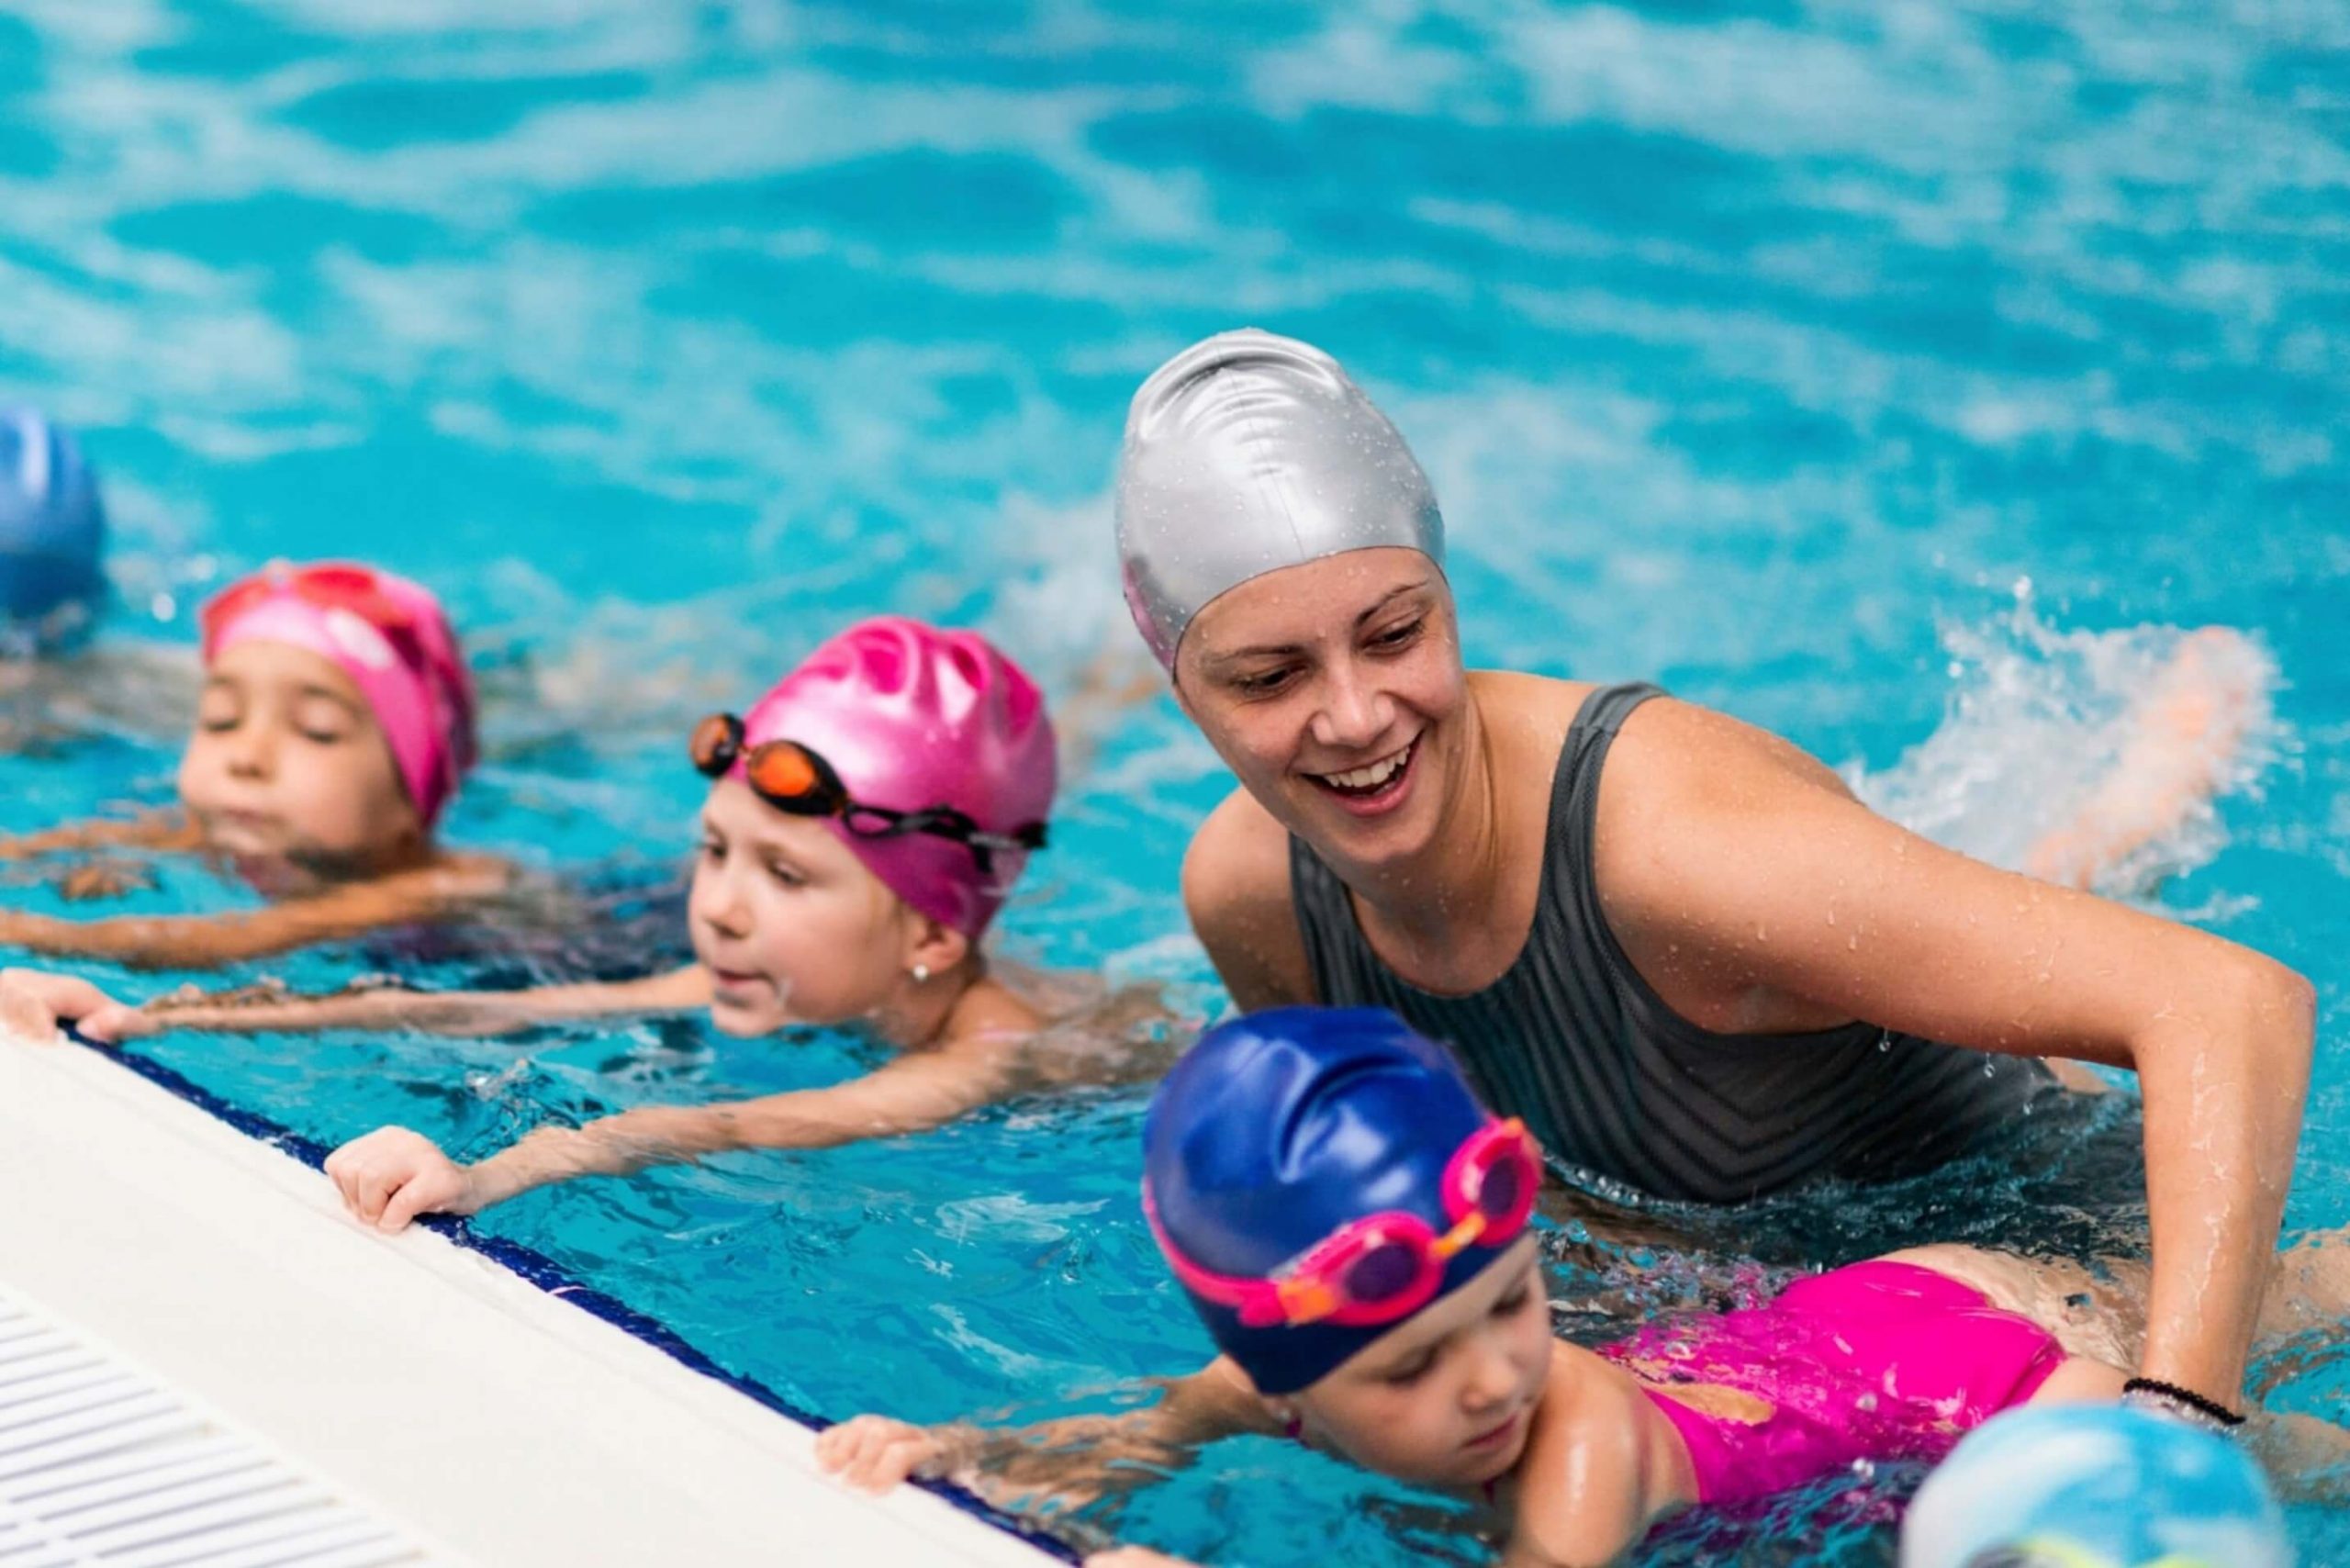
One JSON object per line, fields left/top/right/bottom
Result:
{"left": 2121, "top": 1376, "right": 2246, "bottom": 1432}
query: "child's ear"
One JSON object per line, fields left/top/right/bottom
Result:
{"left": 904, "top": 914, "right": 969, "bottom": 980}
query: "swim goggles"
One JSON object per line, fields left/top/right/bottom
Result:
{"left": 688, "top": 712, "right": 1048, "bottom": 877}
{"left": 1146, "top": 1117, "right": 1540, "bottom": 1329}
{"left": 199, "top": 562, "right": 427, "bottom": 649}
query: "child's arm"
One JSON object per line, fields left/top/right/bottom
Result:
{"left": 818, "top": 1358, "right": 1273, "bottom": 1506}
{"left": 0, "top": 858, "right": 506, "bottom": 969}
{"left": 0, "top": 963, "right": 711, "bottom": 1044}
{"left": 0, "top": 811, "right": 201, "bottom": 863}
{"left": 324, "top": 1032, "right": 1031, "bottom": 1231}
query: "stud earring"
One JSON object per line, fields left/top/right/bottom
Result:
{"left": 912, "top": 963, "right": 931, "bottom": 984}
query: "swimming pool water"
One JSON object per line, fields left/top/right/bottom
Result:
{"left": 2, "top": 1, "right": 2346, "bottom": 1561}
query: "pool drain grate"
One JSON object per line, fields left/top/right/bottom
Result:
{"left": 0, "top": 1290, "right": 437, "bottom": 1568}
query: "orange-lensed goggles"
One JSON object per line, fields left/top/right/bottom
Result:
{"left": 200, "top": 563, "right": 419, "bottom": 650}
{"left": 688, "top": 712, "right": 1046, "bottom": 876}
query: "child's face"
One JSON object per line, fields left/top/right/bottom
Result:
{"left": 1292, "top": 1237, "right": 1552, "bottom": 1489}
{"left": 177, "top": 640, "right": 420, "bottom": 868}
{"left": 688, "top": 778, "right": 925, "bottom": 1036}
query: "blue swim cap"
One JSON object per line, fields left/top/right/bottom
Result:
{"left": 0, "top": 408, "right": 105, "bottom": 649}
{"left": 1144, "top": 1007, "right": 1519, "bottom": 1395}
{"left": 1899, "top": 1405, "right": 2290, "bottom": 1568}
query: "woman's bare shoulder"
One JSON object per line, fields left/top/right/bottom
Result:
{"left": 1182, "top": 787, "right": 1290, "bottom": 914}
{"left": 1604, "top": 692, "right": 1851, "bottom": 802}
{"left": 1465, "top": 670, "right": 1596, "bottom": 743}
{"left": 1181, "top": 788, "right": 1314, "bottom": 1010}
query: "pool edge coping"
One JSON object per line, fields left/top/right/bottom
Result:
{"left": 0, "top": 1029, "right": 1078, "bottom": 1568}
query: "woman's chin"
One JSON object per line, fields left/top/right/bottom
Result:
{"left": 1294, "top": 783, "right": 1438, "bottom": 870}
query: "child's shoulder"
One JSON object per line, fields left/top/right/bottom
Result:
{"left": 1505, "top": 1350, "right": 1673, "bottom": 1568}
{"left": 378, "top": 848, "right": 519, "bottom": 913}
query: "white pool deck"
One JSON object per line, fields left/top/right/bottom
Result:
{"left": 0, "top": 1034, "right": 1065, "bottom": 1568}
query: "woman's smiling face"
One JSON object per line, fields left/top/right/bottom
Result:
{"left": 1175, "top": 547, "right": 1467, "bottom": 872}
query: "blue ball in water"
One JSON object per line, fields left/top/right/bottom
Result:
{"left": 0, "top": 407, "right": 106, "bottom": 650}
{"left": 1900, "top": 1405, "right": 2291, "bottom": 1568}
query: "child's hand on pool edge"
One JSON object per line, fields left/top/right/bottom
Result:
{"left": 816, "top": 1415, "right": 964, "bottom": 1494}
{"left": 323, "top": 1126, "right": 486, "bottom": 1232}
{"left": 0, "top": 967, "right": 158, "bottom": 1045}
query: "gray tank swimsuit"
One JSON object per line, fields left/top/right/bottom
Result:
{"left": 1290, "top": 683, "right": 2050, "bottom": 1204}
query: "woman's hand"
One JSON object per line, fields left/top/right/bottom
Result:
{"left": 816, "top": 1416, "right": 961, "bottom": 1494}
{"left": 322, "top": 1126, "right": 485, "bottom": 1232}
{"left": 0, "top": 967, "right": 158, "bottom": 1044}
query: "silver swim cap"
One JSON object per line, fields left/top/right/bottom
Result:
{"left": 1115, "top": 329, "right": 1445, "bottom": 669}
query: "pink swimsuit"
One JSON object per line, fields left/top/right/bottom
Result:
{"left": 1596, "top": 1261, "right": 2065, "bottom": 1506}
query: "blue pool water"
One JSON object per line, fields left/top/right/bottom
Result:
{"left": 2, "top": 1, "right": 2346, "bottom": 1561}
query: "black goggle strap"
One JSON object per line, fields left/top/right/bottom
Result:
{"left": 845, "top": 805, "right": 1049, "bottom": 871}
{"left": 700, "top": 720, "right": 1050, "bottom": 872}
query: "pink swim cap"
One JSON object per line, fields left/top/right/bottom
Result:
{"left": 198, "top": 561, "right": 478, "bottom": 830}
{"left": 736, "top": 617, "right": 1057, "bottom": 938}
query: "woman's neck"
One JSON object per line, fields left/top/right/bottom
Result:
{"left": 1341, "top": 686, "right": 1515, "bottom": 954}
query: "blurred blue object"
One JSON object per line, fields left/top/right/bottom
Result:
{"left": 0, "top": 407, "right": 105, "bottom": 651}
{"left": 1900, "top": 1404, "right": 2292, "bottom": 1568}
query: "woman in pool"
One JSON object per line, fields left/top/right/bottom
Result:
{"left": 1110, "top": 328, "right": 2312, "bottom": 1424}
{"left": 4, "top": 616, "right": 1101, "bottom": 1232}
{"left": 821, "top": 1008, "right": 2346, "bottom": 1568}
{"left": 0, "top": 557, "right": 499, "bottom": 964}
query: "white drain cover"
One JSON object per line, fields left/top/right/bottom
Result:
{"left": 0, "top": 1290, "right": 439, "bottom": 1568}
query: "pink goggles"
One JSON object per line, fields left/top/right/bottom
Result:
{"left": 1146, "top": 1117, "right": 1540, "bottom": 1330}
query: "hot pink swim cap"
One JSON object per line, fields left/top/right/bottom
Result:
{"left": 198, "top": 561, "right": 478, "bottom": 830}
{"left": 737, "top": 617, "right": 1057, "bottom": 938}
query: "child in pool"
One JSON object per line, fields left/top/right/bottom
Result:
{"left": 2, "top": 617, "right": 1132, "bottom": 1232}
{"left": 0, "top": 558, "right": 500, "bottom": 964}
{"left": 0, "top": 407, "right": 106, "bottom": 657}
{"left": 819, "top": 1007, "right": 2350, "bottom": 1568}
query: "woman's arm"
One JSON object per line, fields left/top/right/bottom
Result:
{"left": 1601, "top": 699, "right": 2313, "bottom": 1409}
{"left": 818, "top": 1358, "right": 1272, "bottom": 1505}
{"left": 0, "top": 964, "right": 711, "bottom": 1044}
{"left": 1183, "top": 790, "right": 1315, "bottom": 1011}
{"left": 0, "top": 858, "right": 506, "bottom": 969}
{"left": 324, "top": 1036, "right": 1027, "bottom": 1231}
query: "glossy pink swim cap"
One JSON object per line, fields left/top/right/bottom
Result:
{"left": 199, "top": 561, "right": 478, "bottom": 830}
{"left": 738, "top": 617, "right": 1057, "bottom": 938}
